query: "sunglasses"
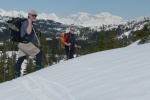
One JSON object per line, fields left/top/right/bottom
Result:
{"left": 31, "top": 14, "right": 37, "bottom": 17}
{"left": 71, "top": 29, "right": 75, "bottom": 31}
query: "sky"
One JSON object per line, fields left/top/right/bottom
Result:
{"left": 0, "top": 0, "right": 150, "bottom": 20}
{"left": 0, "top": 42, "right": 150, "bottom": 100}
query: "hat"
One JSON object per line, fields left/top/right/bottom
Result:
{"left": 28, "top": 10, "right": 37, "bottom": 15}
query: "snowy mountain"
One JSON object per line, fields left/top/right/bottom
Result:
{"left": 0, "top": 43, "right": 149, "bottom": 100}
{"left": 0, "top": 8, "right": 150, "bottom": 45}
{"left": 0, "top": 9, "right": 126, "bottom": 27}
{"left": 63, "top": 12, "right": 126, "bottom": 27}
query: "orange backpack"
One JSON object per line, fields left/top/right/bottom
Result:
{"left": 60, "top": 33, "right": 69, "bottom": 49}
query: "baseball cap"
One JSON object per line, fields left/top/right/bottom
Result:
{"left": 28, "top": 10, "right": 37, "bottom": 15}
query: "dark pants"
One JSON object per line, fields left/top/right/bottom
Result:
{"left": 65, "top": 47, "right": 74, "bottom": 60}
{"left": 15, "top": 51, "right": 42, "bottom": 72}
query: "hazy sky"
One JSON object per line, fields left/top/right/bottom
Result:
{"left": 0, "top": 0, "right": 150, "bottom": 20}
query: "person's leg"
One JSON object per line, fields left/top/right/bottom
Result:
{"left": 69, "top": 48, "right": 74, "bottom": 59}
{"left": 14, "top": 48, "right": 26, "bottom": 78}
{"left": 65, "top": 47, "right": 70, "bottom": 60}
{"left": 18, "top": 42, "right": 42, "bottom": 71}
{"left": 35, "top": 51, "right": 42, "bottom": 71}
{"left": 15, "top": 56, "right": 26, "bottom": 78}
{"left": 18, "top": 42, "right": 40, "bottom": 56}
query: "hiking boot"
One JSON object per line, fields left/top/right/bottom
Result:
{"left": 35, "top": 65, "right": 41, "bottom": 71}
{"left": 15, "top": 71, "right": 20, "bottom": 78}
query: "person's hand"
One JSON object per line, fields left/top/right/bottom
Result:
{"left": 28, "top": 18, "right": 32, "bottom": 23}
{"left": 77, "top": 45, "right": 81, "bottom": 48}
{"left": 67, "top": 43, "right": 71, "bottom": 46}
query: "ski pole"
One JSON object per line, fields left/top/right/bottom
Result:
{"left": 32, "top": 25, "right": 41, "bottom": 46}
{"left": 68, "top": 45, "right": 71, "bottom": 60}
{"left": 32, "top": 25, "right": 49, "bottom": 66}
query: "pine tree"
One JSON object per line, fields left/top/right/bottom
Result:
{"left": 107, "top": 28, "right": 118, "bottom": 49}
{"left": 0, "top": 52, "right": 7, "bottom": 82}
{"left": 96, "top": 26, "right": 107, "bottom": 51}
{"left": 132, "top": 24, "right": 150, "bottom": 40}
{"left": 24, "top": 57, "right": 35, "bottom": 75}
{"left": 39, "top": 32, "right": 48, "bottom": 67}
{"left": 0, "top": 55, "right": 5, "bottom": 83}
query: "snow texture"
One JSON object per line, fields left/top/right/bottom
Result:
{"left": 0, "top": 43, "right": 150, "bottom": 100}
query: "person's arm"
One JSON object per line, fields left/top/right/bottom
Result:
{"left": 26, "top": 19, "right": 32, "bottom": 34}
{"left": 64, "top": 42, "right": 71, "bottom": 46}
{"left": 75, "top": 44, "right": 81, "bottom": 48}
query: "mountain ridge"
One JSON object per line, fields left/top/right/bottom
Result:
{"left": 0, "top": 8, "right": 126, "bottom": 27}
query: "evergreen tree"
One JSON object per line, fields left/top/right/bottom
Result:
{"left": 0, "top": 55, "right": 5, "bottom": 83}
{"left": 132, "top": 24, "right": 150, "bottom": 40}
{"left": 96, "top": 26, "right": 107, "bottom": 51}
{"left": 107, "top": 28, "right": 118, "bottom": 49}
{"left": 0, "top": 52, "right": 7, "bottom": 82}
{"left": 24, "top": 57, "right": 35, "bottom": 75}
{"left": 39, "top": 32, "right": 49, "bottom": 67}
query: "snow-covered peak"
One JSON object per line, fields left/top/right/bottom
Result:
{"left": 67, "top": 12, "right": 95, "bottom": 21}
{"left": 64, "top": 12, "right": 126, "bottom": 27}
{"left": 37, "top": 13, "right": 60, "bottom": 22}
{"left": 96, "top": 12, "right": 112, "bottom": 17}
{"left": 0, "top": 9, "right": 26, "bottom": 18}
{"left": 0, "top": 8, "right": 126, "bottom": 27}
{"left": 0, "top": 9, "right": 5, "bottom": 13}
{"left": 96, "top": 12, "right": 123, "bottom": 20}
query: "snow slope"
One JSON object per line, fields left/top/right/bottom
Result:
{"left": 0, "top": 43, "right": 150, "bottom": 100}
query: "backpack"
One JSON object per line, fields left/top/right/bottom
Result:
{"left": 60, "top": 33, "right": 69, "bottom": 49}
{"left": 7, "top": 17, "right": 27, "bottom": 42}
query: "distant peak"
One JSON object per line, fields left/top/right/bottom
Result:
{"left": 0, "top": 8, "right": 126, "bottom": 27}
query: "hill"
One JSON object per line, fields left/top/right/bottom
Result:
{"left": 0, "top": 43, "right": 149, "bottom": 100}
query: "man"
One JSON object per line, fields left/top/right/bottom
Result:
{"left": 15, "top": 10, "right": 42, "bottom": 78}
{"left": 64, "top": 26, "right": 81, "bottom": 60}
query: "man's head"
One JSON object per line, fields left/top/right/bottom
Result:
{"left": 28, "top": 10, "right": 37, "bottom": 21}
{"left": 69, "top": 26, "right": 75, "bottom": 34}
